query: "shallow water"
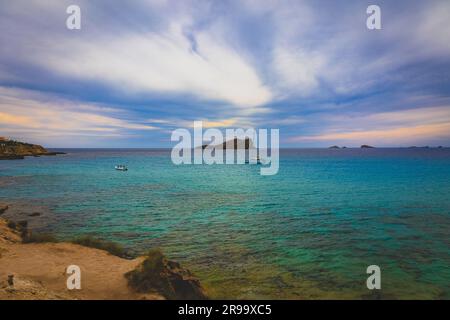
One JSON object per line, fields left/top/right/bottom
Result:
{"left": 1, "top": 148, "right": 449, "bottom": 299}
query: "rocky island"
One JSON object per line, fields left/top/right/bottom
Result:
{"left": 201, "top": 137, "right": 255, "bottom": 149}
{"left": 0, "top": 138, "right": 65, "bottom": 160}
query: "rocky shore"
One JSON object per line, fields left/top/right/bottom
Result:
{"left": 0, "top": 139, "right": 65, "bottom": 160}
{"left": 0, "top": 204, "right": 207, "bottom": 300}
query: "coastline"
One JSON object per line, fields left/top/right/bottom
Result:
{"left": 0, "top": 203, "right": 207, "bottom": 300}
{"left": 0, "top": 139, "right": 66, "bottom": 160}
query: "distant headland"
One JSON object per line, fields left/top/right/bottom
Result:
{"left": 0, "top": 138, "right": 65, "bottom": 160}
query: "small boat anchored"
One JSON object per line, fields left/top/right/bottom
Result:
{"left": 115, "top": 165, "right": 128, "bottom": 171}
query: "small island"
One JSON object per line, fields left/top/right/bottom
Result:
{"left": 0, "top": 138, "right": 65, "bottom": 160}
{"left": 360, "top": 145, "right": 375, "bottom": 149}
{"left": 201, "top": 137, "right": 254, "bottom": 150}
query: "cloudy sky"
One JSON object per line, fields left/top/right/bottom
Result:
{"left": 1, "top": 0, "right": 449, "bottom": 147}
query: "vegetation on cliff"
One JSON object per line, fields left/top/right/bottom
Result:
{"left": 0, "top": 207, "right": 207, "bottom": 300}
{"left": 126, "top": 248, "right": 208, "bottom": 300}
{"left": 0, "top": 138, "right": 65, "bottom": 160}
{"left": 201, "top": 137, "right": 255, "bottom": 150}
{"left": 71, "top": 235, "right": 128, "bottom": 258}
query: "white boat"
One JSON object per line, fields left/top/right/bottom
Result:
{"left": 115, "top": 165, "right": 128, "bottom": 171}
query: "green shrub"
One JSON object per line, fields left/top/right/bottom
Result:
{"left": 125, "top": 249, "right": 174, "bottom": 298}
{"left": 71, "top": 235, "right": 127, "bottom": 258}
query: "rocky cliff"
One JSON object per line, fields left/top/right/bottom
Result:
{"left": 0, "top": 139, "right": 64, "bottom": 160}
{"left": 0, "top": 209, "right": 207, "bottom": 300}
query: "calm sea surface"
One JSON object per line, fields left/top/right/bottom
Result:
{"left": 1, "top": 148, "right": 449, "bottom": 299}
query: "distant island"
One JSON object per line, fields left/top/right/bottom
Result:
{"left": 329, "top": 145, "right": 372, "bottom": 149}
{"left": 407, "top": 146, "right": 445, "bottom": 149}
{"left": 0, "top": 138, "right": 65, "bottom": 160}
{"left": 201, "top": 137, "right": 255, "bottom": 150}
{"left": 328, "top": 145, "right": 446, "bottom": 149}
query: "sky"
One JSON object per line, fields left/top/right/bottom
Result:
{"left": 0, "top": 0, "right": 450, "bottom": 148}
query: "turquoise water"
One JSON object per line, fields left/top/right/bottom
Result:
{"left": 1, "top": 148, "right": 449, "bottom": 299}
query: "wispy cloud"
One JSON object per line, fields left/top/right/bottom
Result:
{"left": 147, "top": 117, "right": 254, "bottom": 129}
{"left": 24, "top": 23, "right": 273, "bottom": 108}
{"left": 289, "top": 106, "right": 450, "bottom": 146}
{"left": 0, "top": 87, "right": 157, "bottom": 145}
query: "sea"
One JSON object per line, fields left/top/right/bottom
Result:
{"left": 0, "top": 148, "right": 449, "bottom": 299}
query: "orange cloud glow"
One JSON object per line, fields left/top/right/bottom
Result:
{"left": 291, "top": 122, "right": 450, "bottom": 144}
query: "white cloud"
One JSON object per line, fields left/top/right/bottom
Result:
{"left": 273, "top": 47, "right": 325, "bottom": 96}
{"left": 27, "top": 24, "right": 272, "bottom": 108}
